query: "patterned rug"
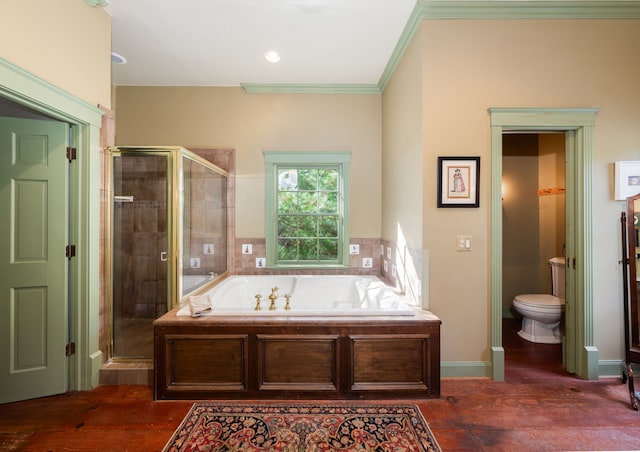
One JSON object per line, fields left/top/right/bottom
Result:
{"left": 163, "top": 403, "right": 441, "bottom": 451}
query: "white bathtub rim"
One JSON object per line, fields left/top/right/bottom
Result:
{"left": 178, "top": 274, "right": 419, "bottom": 317}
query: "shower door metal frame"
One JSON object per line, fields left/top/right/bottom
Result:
{"left": 106, "top": 146, "right": 229, "bottom": 361}
{"left": 106, "top": 147, "right": 178, "bottom": 361}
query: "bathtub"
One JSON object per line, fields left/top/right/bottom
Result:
{"left": 178, "top": 275, "right": 417, "bottom": 316}
{"left": 156, "top": 274, "right": 441, "bottom": 400}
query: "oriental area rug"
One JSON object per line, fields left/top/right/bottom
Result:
{"left": 163, "top": 403, "right": 441, "bottom": 452}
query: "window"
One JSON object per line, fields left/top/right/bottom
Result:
{"left": 265, "top": 152, "right": 350, "bottom": 267}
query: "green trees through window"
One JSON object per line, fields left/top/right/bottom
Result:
{"left": 277, "top": 167, "right": 339, "bottom": 261}
{"left": 265, "top": 152, "right": 350, "bottom": 267}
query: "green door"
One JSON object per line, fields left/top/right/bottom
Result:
{"left": 0, "top": 117, "right": 69, "bottom": 403}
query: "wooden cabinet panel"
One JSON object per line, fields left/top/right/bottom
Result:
{"left": 258, "top": 335, "right": 338, "bottom": 391}
{"left": 350, "top": 335, "right": 431, "bottom": 391}
{"left": 163, "top": 335, "right": 247, "bottom": 391}
{"left": 154, "top": 313, "right": 440, "bottom": 400}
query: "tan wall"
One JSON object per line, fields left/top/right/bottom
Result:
{"left": 381, "top": 25, "right": 425, "bottom": 249}
{"left": 538, "top": 133, "right": 565, "bottom": 288}
{"left": 114, "top": 87, "right": 382, "bottom": 239}
{"left": 502, "top": 135, "right": 540, "bottom": 310}
{"left": 0, "top": 0, "right": 112, "bottom": 108}
{"left": 409, "top": 19, "right": 640, "bottom": 363}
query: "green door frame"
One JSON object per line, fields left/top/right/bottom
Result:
{"left": 0, "top": 58, "right": 103, "bottom": 390}
{"left": 489, "top": 107, "right": 599, "bottom": 381}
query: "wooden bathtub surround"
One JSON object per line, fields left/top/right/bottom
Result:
{"left": 154, "top": 308, "right": 441, "bottom": 400}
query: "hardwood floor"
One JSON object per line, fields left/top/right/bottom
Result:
{"left": 1, "top": 318, "right": 640, "bottom": 451}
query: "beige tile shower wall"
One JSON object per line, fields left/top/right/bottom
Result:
{"left": 234, "top": 238, "right": 382, "bottom": 276}
{"left": 185, "top": 163, "right": 228, "bottom": 277}
{"left": 190, "top": 149, "right": 236, "bottom": 276}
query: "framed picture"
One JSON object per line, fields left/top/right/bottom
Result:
{"left": 437, "top": 156, "right": 480, "bottom": 208}
{"left": 615, "top": 161, "right": 640, "bottom": 200}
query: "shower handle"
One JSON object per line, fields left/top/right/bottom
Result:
{"left": 160, "top": 252, "right": 168, "bottom": 262}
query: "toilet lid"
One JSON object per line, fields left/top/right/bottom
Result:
{"left": 514, "top": 294, "right": 564, "bottom": 307}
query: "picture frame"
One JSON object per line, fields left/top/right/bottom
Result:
{"left": 437, "top": 156, "right": 480, "bottom": 208}
{"left": 614, "top": 161, "right": 640, "bottom": 200}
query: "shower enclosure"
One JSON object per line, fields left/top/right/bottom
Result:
{"left": 108, "top": 146, "right": 228, "bottom": 360}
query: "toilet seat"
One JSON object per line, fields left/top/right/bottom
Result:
{"left": 513, "top": 294, "right": 564, "bottom": 308}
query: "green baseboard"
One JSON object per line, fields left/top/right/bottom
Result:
{"left": 441, "top": 361, "right": 492, "bottom": 378}
{"left": 598, "top": 360, "right": 625, "bottom": 379}
{"left": 442, "top": 359, "right": 625, "bottom": 380}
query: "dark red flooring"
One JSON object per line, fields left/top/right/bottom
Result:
{"left": 1, "top": 318, "right": 640, "bottom": 451}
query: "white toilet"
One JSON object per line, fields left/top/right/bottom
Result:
{"left": 512, "top": 257, "right": 565, "bottom": 344}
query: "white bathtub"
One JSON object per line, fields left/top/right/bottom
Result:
{"left": 178, "top": 275, "right": 418, "bottom": 317}
{"left": 182, "top": 274, "right": 216, "bottom": 295}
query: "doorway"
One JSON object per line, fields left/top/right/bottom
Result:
{"left": 0, "top": 109, "right": 70, "bottom": 403}
{"left": 489, "top": 107, "right": 599, "bottom": 382}
{"left": 0, "top": 58, "right": 104, "bottom": 400}
{"left": 502, "top": 132, "right": 567, "bottom": 373}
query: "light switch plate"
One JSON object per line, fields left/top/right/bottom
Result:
{"left": 457, "top": 235, "right": 472, "bottom": 251}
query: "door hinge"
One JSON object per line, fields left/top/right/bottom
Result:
{"left": 65, "top": 342, "right": 76, "bottom": 356}
{"left": 66, "top": 245, "right": 76, "bottom": 259}
{"left": 66, "top": 146, "right": 77, "bottom": 161}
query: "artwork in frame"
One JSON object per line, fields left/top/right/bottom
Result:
{"left": 615, "top": 161, "right": 640, "bottom": 200}
{"left": 437, "top": 156, "right": 480, "bottom": 208}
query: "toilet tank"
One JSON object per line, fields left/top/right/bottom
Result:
{"left": 549, "top": 257, "right": 566, "bottom": 299}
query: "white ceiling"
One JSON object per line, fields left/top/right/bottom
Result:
{"left": 105, "top": 0, "right": 417, "bottom": 87}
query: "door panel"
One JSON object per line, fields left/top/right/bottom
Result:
{"left": 112, "top": 153, "right": 169, "bottom": 359}
{"left": 0, "top": 117, "right": 69, "bottom": 403}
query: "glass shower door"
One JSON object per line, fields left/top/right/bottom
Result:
{"left": 112, "top": 153, "right": 169, "bottom": 359}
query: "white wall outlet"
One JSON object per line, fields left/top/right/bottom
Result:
{"left": 362, "top": 257, "right": 373, "bottom": 268}
{"left": 203, "top": 244, "right": 215, "bottom": 254}
{"left": 190, "top": 257, "right": 200, "bottom": 268}
{"left": 349, "top": 244, "right": 360, "bottom": 254}
{"left": 457, "top": 235, "right": 472, "bottom": 251}
{"left": 242, "top": 244, "right": 253, "bottom": 255}
{"left": 255, "top": 257, "right": 266, "bottom": 267}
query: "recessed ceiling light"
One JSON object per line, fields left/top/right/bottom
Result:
{"left": 111, "top": 52, "right": 127, "bottom": 64}
{"left": 265, "top": 50, "right": 281, "bottom": 63}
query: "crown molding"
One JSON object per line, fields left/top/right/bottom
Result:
{"left": 241, "top": 83, "right": 381, "bottom": 95}
{"left": 242, "top": 1, "right": 640, "bottom": 95}
{"left": 378, "top": 0, "right": 640, "bottom": 91}
{"left": 417, "top": 0, "right": 640, "bottom": 19}
{"left": 377, "top": 3, "right": 426, "bottom": 93}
